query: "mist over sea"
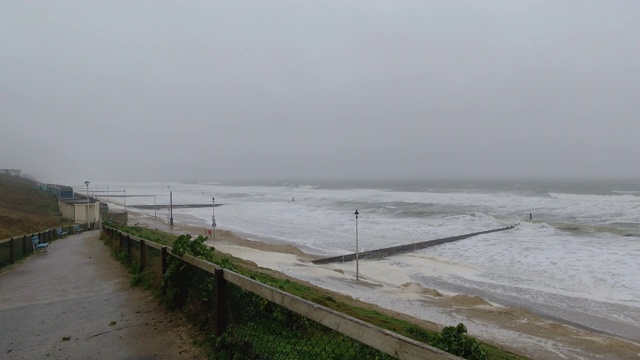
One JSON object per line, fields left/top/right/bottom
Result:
{"left": 99, "top": 178, "right": 640, "bottom": 341}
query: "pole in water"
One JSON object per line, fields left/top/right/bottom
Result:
{"left": 212, "top": 197, "right": 216, "bottom": 240}
{"left": 529, "top": 213, "right": 532, "bottom": 220}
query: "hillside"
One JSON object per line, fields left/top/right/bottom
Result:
{"left": 0, "top": 174, "right": 63, "bottom": 238}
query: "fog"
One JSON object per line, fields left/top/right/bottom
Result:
{"left": 1, "top": 1, "right": 639, "bottom": 184}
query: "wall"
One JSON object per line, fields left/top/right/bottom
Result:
{"left": 59, "top": 200, "right": 75, "bottom": 221}
{"left": 73, "top": 202, "right": 100, "bottom": 224}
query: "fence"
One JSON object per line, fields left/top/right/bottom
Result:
{"left": 101, "top": 227, "right": 460, "bottom": 360}
{"left": 102, "top": 209, "right": 128, "bottom": 224}
{"left": 0, "top": 224, "right": 87, "bottom": 269}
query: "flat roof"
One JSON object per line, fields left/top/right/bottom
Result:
{"left": 60, "top": 198, "right": 100, "bottom": 205}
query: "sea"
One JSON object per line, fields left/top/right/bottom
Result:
{"left": 93, "top": 178, "right": 640, "bottom": 344}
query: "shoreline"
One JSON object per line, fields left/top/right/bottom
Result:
{"left": 120, "top": 207, "right": 640, "bottom": 359}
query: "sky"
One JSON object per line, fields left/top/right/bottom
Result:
{"left": 1, "top": 1, "right": 639, "bottom": 183}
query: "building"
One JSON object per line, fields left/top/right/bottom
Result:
{"left": 58, "top": 196, "right": 101, "bottom": 229}
{"left": 37, "top": 182, "right": 103, "bottom": 229}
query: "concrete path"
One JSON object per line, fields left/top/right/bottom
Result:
{"left": 0, "top": 230, "right": 205, "bottom": 360}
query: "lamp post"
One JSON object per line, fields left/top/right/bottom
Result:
{"left": 124, "top": 189, "right": 127, "bottom": 211}
{"left": 84, "top": 181, "right": 90, "bottom": 230}
{"left": 355, "top": 209, "right": 359, "bottom": 281}
{"left": 212, "top": 197, "right": 216, "bottom": 239}
{"left": 168, "top": 186, "right": 173, "bottom": 227}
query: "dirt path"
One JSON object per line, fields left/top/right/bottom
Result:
{"left": 0, "top": 230, "right": 206, "bottom": 360}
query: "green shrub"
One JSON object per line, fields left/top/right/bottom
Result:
{"left": 163, "top": 234, "right": 217, "bottom": 328}
{"left": 437, "top": 323, "right": 486, "bottom": 360}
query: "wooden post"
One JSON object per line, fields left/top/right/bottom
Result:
{"left": 127, "top": 235, "right": 132, "bottom": 256}
{"left": 140, "top": 240, "right": 146, "bottom": 272}
{"left": 161, "top": 247, "right": 168, "bottom": 296}
{"left": 214, "top": 268, "right": 229, "bottom": 336}
{"left": 9, "top": 238, "right": 14, "bottom": 264}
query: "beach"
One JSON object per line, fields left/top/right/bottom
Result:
{"left": 127, "top": 210, "right": 640, "bottom": 360}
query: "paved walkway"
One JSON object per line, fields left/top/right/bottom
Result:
{"left": 0, "top": 230, "right": 205, "bottom": 360}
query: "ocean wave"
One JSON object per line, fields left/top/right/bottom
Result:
{"left": 550, "top": 222, "right": 640, "bottom": 237}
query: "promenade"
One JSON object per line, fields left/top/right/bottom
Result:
{"left": 0, "top": 230, "right": 204, "bottom": 360}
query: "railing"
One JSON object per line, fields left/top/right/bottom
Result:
{"left": 0, "top": 224, "right": 87, "bottom": 269}
{"left": 102, "top": 209, "right": 128, "bottom": 224}
{"left": 102, "top": 226, "right": 461, "bottom": 360}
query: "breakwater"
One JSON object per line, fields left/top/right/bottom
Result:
{"left": 129, "top": 204, "right": 221, "bottom": 209}
{"left": 312, "top": 224, "right": 519, "bottom": 264}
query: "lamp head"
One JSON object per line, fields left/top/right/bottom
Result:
{"left": 354, "top": 209, "right": 359, "bottom": 218}
{"left": 84, "top": 181, "right": 90, "bottom": 186}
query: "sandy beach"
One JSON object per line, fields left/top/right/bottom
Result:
{"left": 123, "top": 209, "right": 640, "bottom": 360}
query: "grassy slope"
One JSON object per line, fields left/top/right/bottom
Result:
{"left": 0, "top": 174, "right": 63, "bottom": 239}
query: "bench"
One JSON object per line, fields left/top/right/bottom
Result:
{"left": 56, "top": 227, "right": 68, "bottom": 237}
{"left": 32, "top": 235, "right": 48, "bottom": 254}
{"left": 73, "top": 224, "right": 83, "bottom": 234}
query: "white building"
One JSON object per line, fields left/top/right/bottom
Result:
{"left": 59, "top": 196, "right": 100, "bottom": 228}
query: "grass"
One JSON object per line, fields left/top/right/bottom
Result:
{"left": 106, "top": 223, "right": 177, "bottom": 246}
{"left": 0, "top": 174, "right": 63, "bottom": 239}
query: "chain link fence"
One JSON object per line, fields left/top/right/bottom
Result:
{"left": 220, "top": 282, "right": 395, "bottom": 359}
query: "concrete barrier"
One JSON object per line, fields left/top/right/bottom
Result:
{"left": 312, "top": 224, "right": 519, "bottom": 265}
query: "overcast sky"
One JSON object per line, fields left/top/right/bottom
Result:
{"left": 1, "top": 1, "right": 639, "bottom": 183}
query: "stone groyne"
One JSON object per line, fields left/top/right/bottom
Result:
{"left": 129, "top": 204, "right": 221, "bottom": 210}
{"left": 312, "top": 224, "right": 519, "bottom": 265}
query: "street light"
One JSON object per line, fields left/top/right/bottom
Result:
{"left": 168, "top": 186, "right": 173, "bottom": 227}
{"left": 84, "top": 181, "right": 90, "bottom": 230}
{"left": 355, "top": 209, "right": 359, "bottom": 281}
{"left": 212, "top": 197, "right": 216, "bottom": 239}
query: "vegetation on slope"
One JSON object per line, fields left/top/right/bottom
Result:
{"left": 0, "top": 174, "right": 62, "bottom": 239}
